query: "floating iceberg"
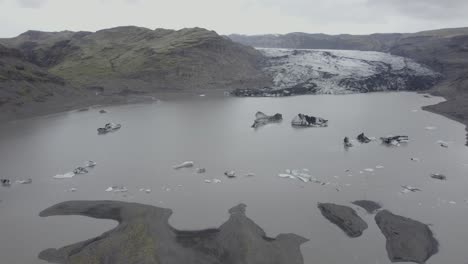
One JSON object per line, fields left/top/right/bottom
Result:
{"left": 291, "top": 114, "right": 328, "bottom": 127}
{"left": 251, "top": 111, "right": 283, "bottom": 128}
{"left": 97, "top": 123, "right": 122, "bottom": 134}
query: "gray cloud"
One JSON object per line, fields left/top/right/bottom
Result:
{"left": 0, "top": 0, "right": 467, "bottom": 37}
{"left": 17, "top": 0, "right": 47, "bottom": 8}
{"left": 366, "top": 0, "right": 468, "bottom": 20}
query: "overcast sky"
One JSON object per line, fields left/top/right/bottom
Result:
{"left": 1, "top": 0, "right": 468, "bottom": 37}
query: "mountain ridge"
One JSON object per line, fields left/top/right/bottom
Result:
{"left": 0, "top": 26, "right": 270, "bottom": 121}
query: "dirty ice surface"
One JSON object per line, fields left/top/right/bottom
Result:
{"left": 0, "top": 92, "right": 468, "bottom": 264}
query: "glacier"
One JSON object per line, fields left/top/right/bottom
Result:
{"left": 233, "top": 48, "right": 441, "bottom": 96}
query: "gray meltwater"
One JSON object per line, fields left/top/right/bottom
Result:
{"left": 1, "top": 92, "right": 468, "bottom": 264}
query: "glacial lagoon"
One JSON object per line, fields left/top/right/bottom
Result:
{"left": 1, "top": 92, "right": 468, "bottom": 263}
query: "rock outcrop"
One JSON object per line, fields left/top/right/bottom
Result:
{"left": 318, "top": 203, "right": 368, "bottom": 238}
{"left": 375, "top": 210, "right": 438, "bottom": 264}
{"left": 38, "top": 201, "right": 308, "bottom": 264}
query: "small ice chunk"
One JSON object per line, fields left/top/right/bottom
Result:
{"left": 196, "top": 168, "right": 206, "bottom": 173}
{"left": 73, "top": 167, "right": 88, "bottom": 174}
{"left": 16, "top": 179, "right": 32, "bottom": 184}
{"left": 224, "top": 170, "right": 236, "bottom": 178}
{"left": 173, "top": 161, "right": 194, "bottom": 169}
{"left": 245, "top": 172, "right": 256, "bottom": 177}
{"left": 296, "top": 176, "right": 309, "bottom": 183}
{"left": 364, "top": 168, "right": 374, "bottom": 172}
{"left": 425, "top": 126, "right": 437, "bottom": 130}
{"left": 278, "top": 174, "right": 295, "bottom": 179}
{"left": 437, "top": 141, "right": 449, "bottom": 148}
{"left": 105, "top": 186, "right": 128, "bottom": 192}
{"left": 449, "top": 201, "right": 457, "bottom": 205}
{"left": 411, "top": 158, "right": 420, "bottom": 162}
{"left": 53, "top": 172, "right": 75, "bottom": 179}
{"left": 204, "top": 179, "right": 212, "bottom": 183}
{"left": 84, "top": 161, "right": 97, "bottom": 167}
{"left": 213, "top": 179, "right": 222, "bottom": 183}
{"left": 401, "top": 185, "right": 421, "bottom": 193}
{"left": 430, "top": 173, "right": 447, "bottom": 181}
{"left": 285, "top": 169, "right": 292, "bottom": 174}
{"left": 376, "top": 165, "right": 384, "bottom": 169}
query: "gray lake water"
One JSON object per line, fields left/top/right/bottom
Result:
{"left": 1, "top": 92, "right": 468, "bottom": 264}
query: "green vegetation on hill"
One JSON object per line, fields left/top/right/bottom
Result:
{"left": 1, "top": 26, "right": 268, "bottom": 94}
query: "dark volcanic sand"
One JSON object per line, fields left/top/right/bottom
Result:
{"left": 352, "top": 200, "right": 382, "bottom": 214}
{"left": 318, "top": 203, "right": 368, "bottom": 238}
{"left": 39, "top": 200, "right": 308, "bottom": 264}
{"left": 375, "top": 210, "right": 439, "bottom": 264}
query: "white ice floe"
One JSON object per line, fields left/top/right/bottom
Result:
{"left": 376, "top": 165, "right": 384, "bottom": 169}
{"left": 364, "top": 168, "right": 374, "bottom": 172}
{"left": 53, "top": 172, "right": 75, "bottom": 179}
{"left": 296, "top": 176, "right": 309, "bottom": 183}
{"left": 173, "top": 161, "right": 194, "bottom": 169}
{"left": 205, "top": 178, "right": 222, "bottom": 184}
{"left": 278, "top": 174, "right": 296, "bottom": 179}
{"left": 105, "top": 186, "right": 128, "bottom": 192}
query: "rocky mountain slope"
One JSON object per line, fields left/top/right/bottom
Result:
{"left": 229, "top": 33, "right": 402, "bottom": 51}
{"left": 0, "top": 43, "right": 79, "bottom": 120}
{"left": 0, "top": 26, "right": 269, "bottom": 121}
